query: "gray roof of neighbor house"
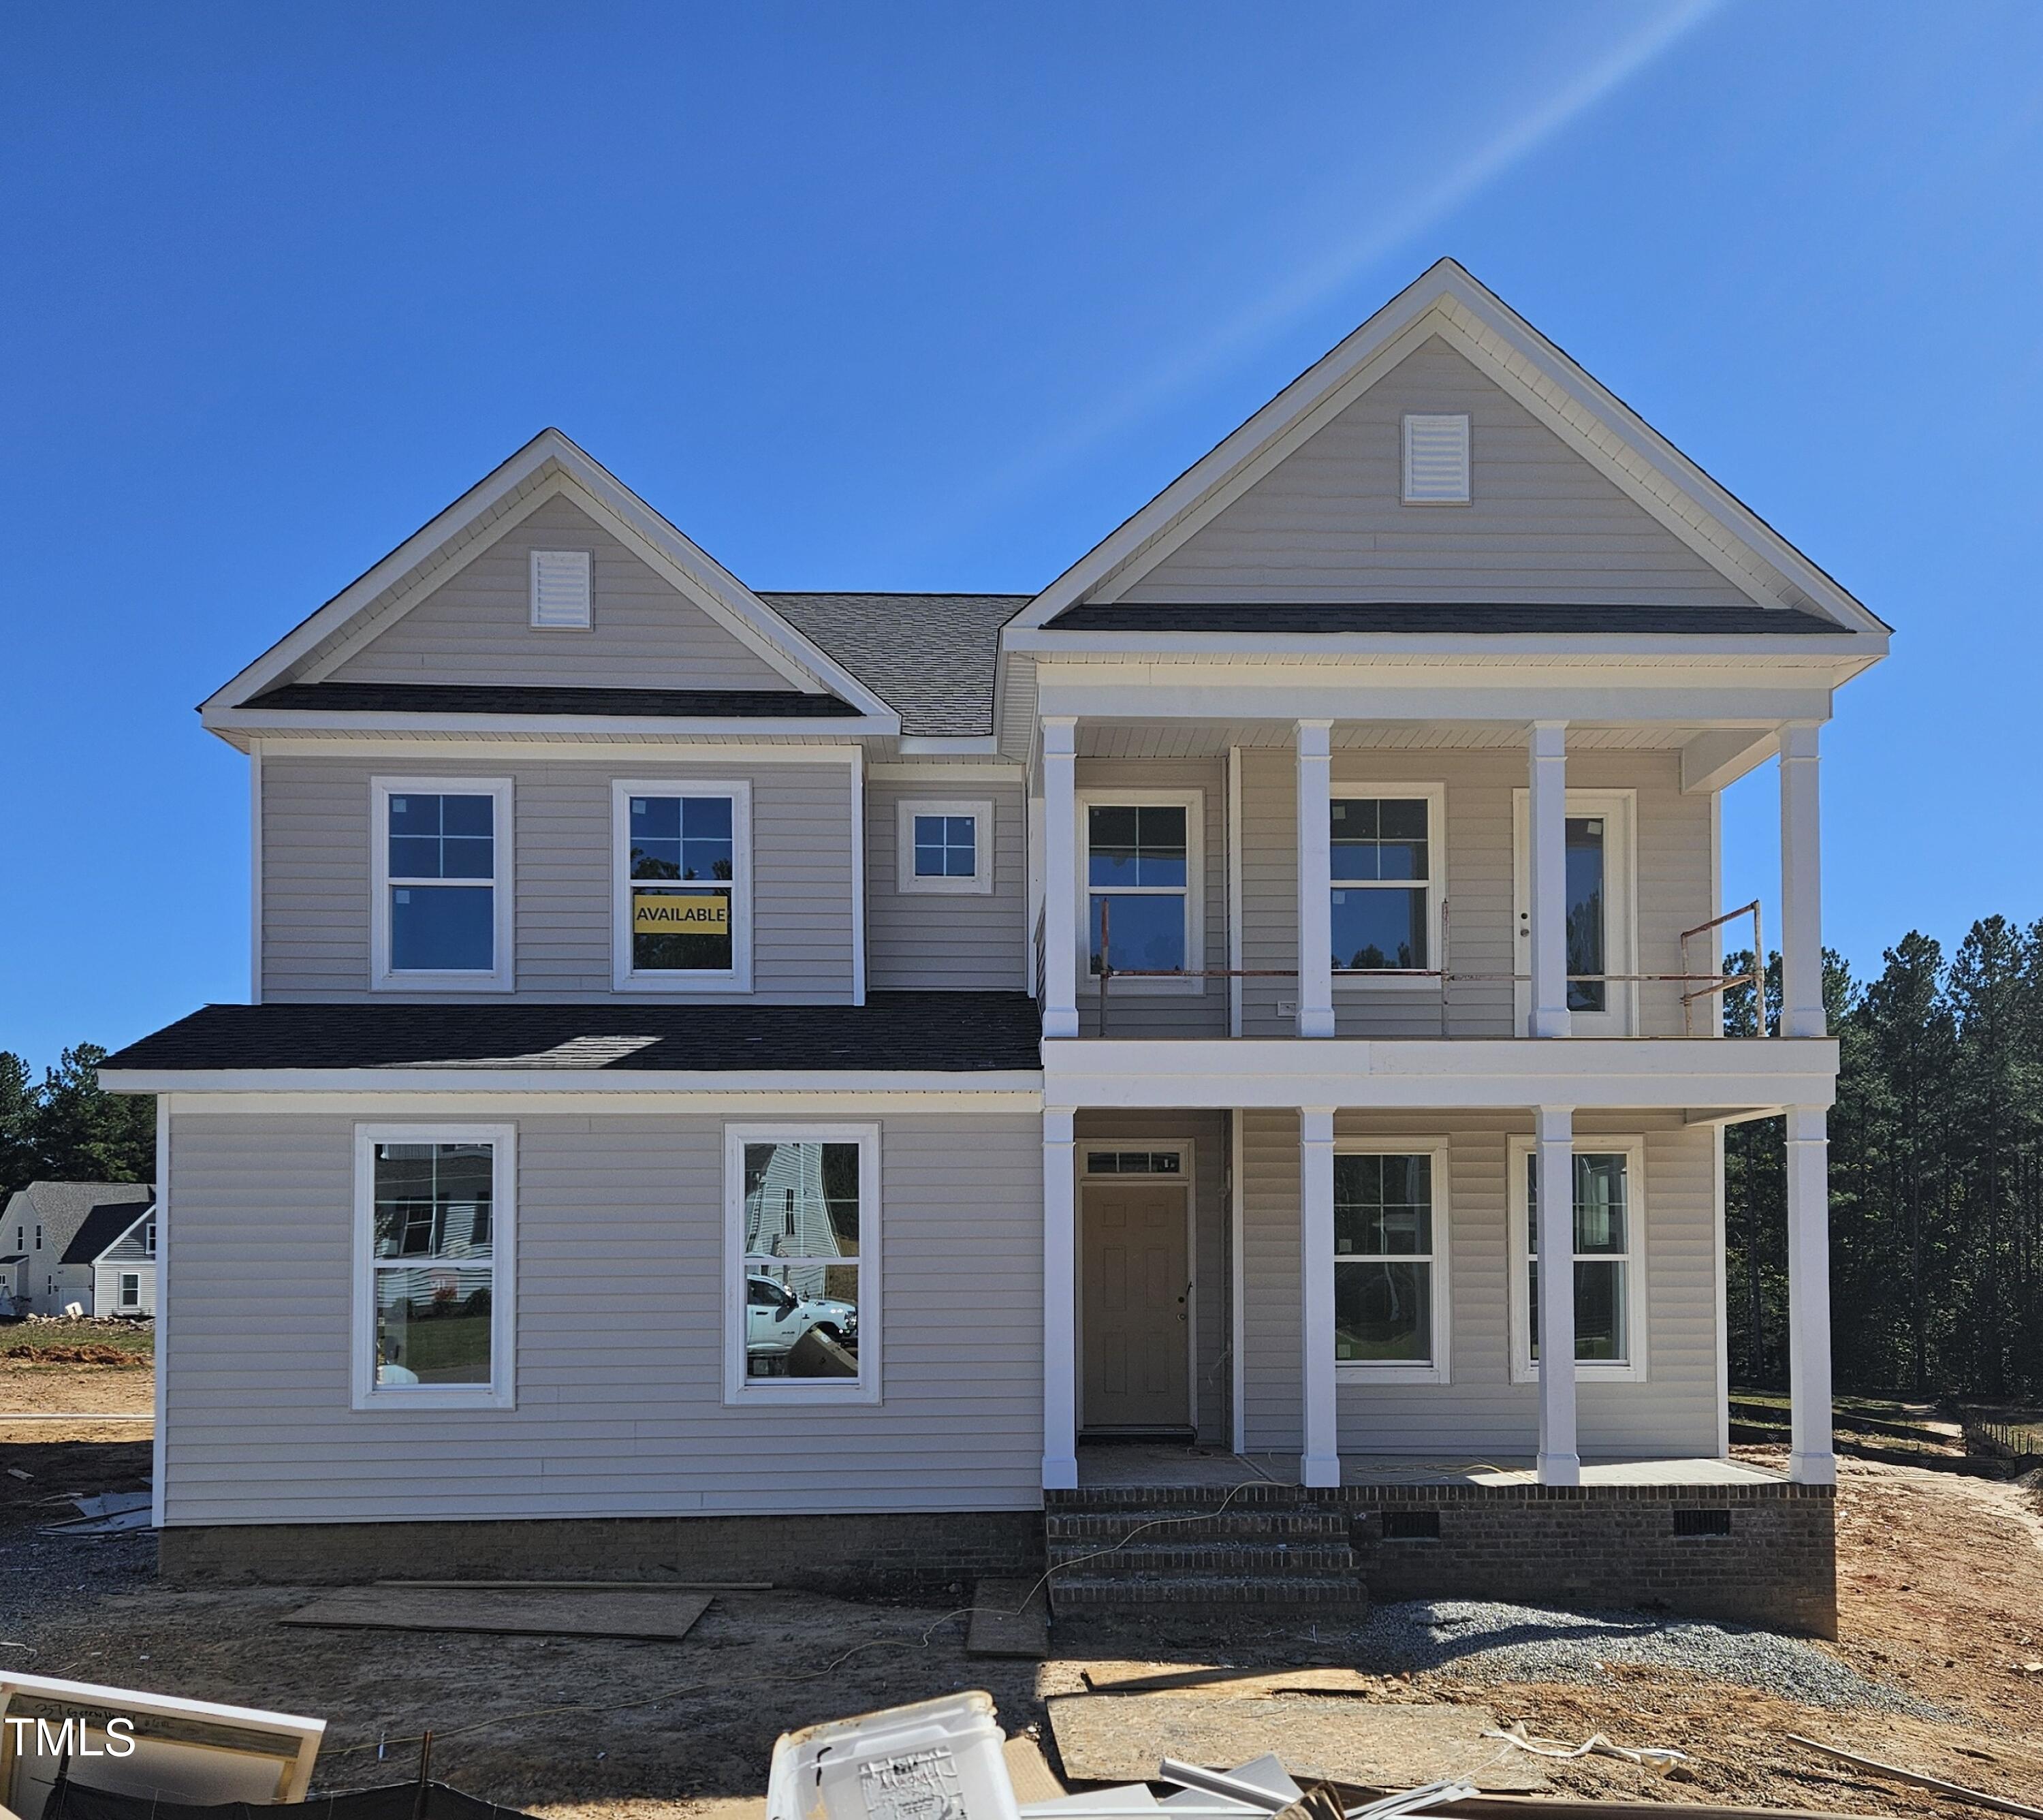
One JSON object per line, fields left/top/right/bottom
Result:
{"left": 100, "top": 994, "right": 1043, "bottom": 1075}
{"left": 762, "top": 594, "right": 1030, "bottom": 737}
{"left": 61, "top": 1198, "right": 157, "bottom": 1266}
{"left": 2, "top": 1182, "right": 154, "bottom": 1268}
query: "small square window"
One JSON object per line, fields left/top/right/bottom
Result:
{"left": 896, "top": 799, "right": 993, "bottom": 895}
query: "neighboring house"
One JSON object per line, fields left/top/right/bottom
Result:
{"left": 101, "top": 261, "right": 1887, "bottom": 1632}
{"left": 0, "top": 1182, "right": 156, "bottom": 1317}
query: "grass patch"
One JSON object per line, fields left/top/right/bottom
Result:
{"left": 0, "top": 1317, "right": 154, "bottom": 1362}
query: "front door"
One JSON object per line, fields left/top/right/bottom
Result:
{"left": 1081, "top": 1182, "right": 1190, "bottom": 1431}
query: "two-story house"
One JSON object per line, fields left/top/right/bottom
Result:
{"left": 103, "top": 261, "right": 1886, "bottom": 1632}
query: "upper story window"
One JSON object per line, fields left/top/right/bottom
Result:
{"left": 351, "top": 1125, "right": 516, "bottom": 1410}
{"left": 1082, "top": 794, "right": 1203, "bottom": 988}
{"left": 896, "top": 798, "right": 993, "bottom": 896}
{"left": 370, "top": 779, "right": 515, "bottom": 992}
{"left": 1566, "top": 815, "right": 1607, "bottom": 1013}
{"left": 143, "top": 1219, "right": 157, "bottom": 1258}
{"left": 530, "top": 549, "right": 592, "bottom": 628}
{"left": 1331, "top": 789, "right": 1443, "bottom": 980}
{"left": 1508, "top": 1138, "right": 1646, "bottom": 1383}
{"left": 1401, "top": 412, "right": 1470, "bottom": 503}
{"left": 612, "top": 780, "right": 753, "bottom": 992}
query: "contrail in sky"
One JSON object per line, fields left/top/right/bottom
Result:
{"left": 926, "top": 0, "right": 1723, "bottom": 553}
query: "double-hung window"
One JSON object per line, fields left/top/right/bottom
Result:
{"left": 1333, "top": 1146, "right": 1450, "bottom": 1382}
{"left": 118, "top": 1273, "right": 140, "bottom": 1311}
{"left": 351, "top": 1125, "right": 516, "bottom": 1409}
{"left": 896, "top": 798, "right": 994, "bottom": 895}
{"left": 1082, "top": 794, "right": 1202, "bottom": 986}
{"left": 724, "top": 1123, "right": 880, "bottom": 1404}
{"left": 1508, "top": 1138, "right": 1645, "bottom": 1381}
{"left": 371, "top": 778, "right": 514, "bottom": 990}
{"left": 612, "top": 780, "right": 753, "bottom": 991}
{"left": 1330, "top": 788, "right": 1442, "bottom": 979}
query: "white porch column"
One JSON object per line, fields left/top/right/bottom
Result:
{"left": 1042, "top": 1105, "right": 1079, "bottom": 1490}
{"left": 1786, "top": 1105, "right": 1836, "bottom": 1485}
{"left": 1526, "top": 721, "right": 1571, "bottom": 1039}
{"left": 1779, "top": 722, "right": 1826, "bottom": 1039}
{"left": 1042, "top": 717, "right": 1079, "bottom": 1039}
{"left": 1299, "top": 1105, "right": 1340, "bottom": 1486}
{"left": 1534, "top": 1104, "right": 1580, "bottom": 1486}
{"left": 1296, "top": 719, "right": 1335, "bottom": 1038}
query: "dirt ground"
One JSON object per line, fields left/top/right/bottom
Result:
{"left": 4, "top": 1362, "right": 2042, "bottom": 1819}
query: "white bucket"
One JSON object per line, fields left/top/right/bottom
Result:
{"left": 766, "top": 1691, "right": 1020, "bottom": 1820}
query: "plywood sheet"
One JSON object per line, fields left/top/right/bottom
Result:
{"left": 1003, "top": 1734, "right": 1068, "bottom": 1804}
{"left": 1081, "top": 1666, "right": 1376, "bottom": 1697}
{"left": 1045, "top": 1694, "right": 1546, "bottom": 1791}
{"left": 282, "top": 1586, "right": 711, "bottom": 1642}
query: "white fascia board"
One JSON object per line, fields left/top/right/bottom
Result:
{"left": 109, "top": 1068, "right": 1045, "bottom": 1097}
{"left": 244, "top": 735, "right": 870, "bottom": 764}
{"left": 1041, "top": 1037, "right": 1839, "bottom": 1113}
{"left": 1004, "top": 628, "right": 1885, "bottom": 667}
{"left": 1032, "top": 667, "right": 1839, "bottom": 727}
{"left": 209, "top": 710, "right": 898, "bottom": 743}
{"left": 204, "top": 430, "right": 900, "bottom": 725}
{"left": 1005, "top": 259, "right": 1886, "bottom": 640}
{"left": 897, "top": 735, "right": 1002, "bottom": 755}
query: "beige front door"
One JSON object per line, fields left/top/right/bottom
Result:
{"left": 1081, "top": 1183, "right": 1190, "bottom": 1431}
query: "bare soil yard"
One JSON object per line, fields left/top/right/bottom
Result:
{"left": 3, "top": 1364, "right": 2040, "bottom": 1820}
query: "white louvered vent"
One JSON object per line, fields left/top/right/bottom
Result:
{"left": 1402, "top": 413, "right": 1471, "bottom": 504}
{"left": 530, "top": 549, "right": 592, "bottom": 627}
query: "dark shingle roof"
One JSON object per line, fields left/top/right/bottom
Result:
{"left": 244, "top": 682, "right": 860, "bottom": 718}
{"left": 61, "top": 1198, "right": 156, "bottom": 1266}
{"left": 101, "top": 995, "right": 1043, "bottom": 1075}
{"left": 1046, "top": 602, "right": 1852, "bottom": 635}
{"left": 763, "top": 594, "right": 1030, "bottom": 737}
{"left": 1, "top": 1182, "right": 153, "bottom": 1266}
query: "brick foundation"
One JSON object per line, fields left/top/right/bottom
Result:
{"left": 158, "top": 1509, "right": 1045, "bottom": 1600}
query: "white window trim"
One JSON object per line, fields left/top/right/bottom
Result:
{"left": 529, "top": 548, "right": 593, "bottom": 629}
{"left": 1076, "top": 787, "right": 1206, "bottom": 997}
{"left": 611, "top": 779, "right": 754, "bottom": 993}
{"left": 370, "top": 776, "right": 516, "bottom": 992}
{"left": 351, "top": 1122, "right": 518, "bottom": 1411}
{"left": 1511, "top": 788, "right": 1638, "bottom": 1036}
{"left": 723, "top": 1121, "right": 881, "bottom": 1407}
{"left": 118, "top": 1272, "right": 141, "bottom": 1310}
{"left": 1401, "top": 411, "right": 1472, "bottom": 505}
{"left": 1330, "top": 783, "right": 1446, "bottom": 993}
{"left": 1506, "top": 1133, "right": 1649, "bottom": 1384}
{"left": 896, "top": 798, "right": 994, "bottom": 896}
{"left": 1333, "top": 1138, "right": 1452, "bottom": 1385}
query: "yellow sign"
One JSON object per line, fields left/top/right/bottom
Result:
{"left": 633, "top": 890, "right": 730, "bottom": 935}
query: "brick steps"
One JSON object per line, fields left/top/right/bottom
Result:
{"left": 1043, "top": 1488, "right": 1367, "bottom": 1615}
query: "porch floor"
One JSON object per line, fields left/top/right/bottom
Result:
{"left": 1074, "top": 1441, "right": 1780, "bottom": 1488}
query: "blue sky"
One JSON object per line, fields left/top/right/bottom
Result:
{"left": 5, "top": 3, "right": 2040, "bottom": 1069}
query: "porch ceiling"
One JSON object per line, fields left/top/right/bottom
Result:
{"left": 1075, "top": 719, "right": 1735, "bottom": 759}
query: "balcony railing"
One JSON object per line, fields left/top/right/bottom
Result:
{"left": 1088, "top": 899, "right": 1765, "bottom": 1038}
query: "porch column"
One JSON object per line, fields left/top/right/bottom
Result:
{"left": 1786, "top": 1105, "right": 1836, "bottom": 1484}
{"left": 1534, "top": 1104, "right": 1580, "bottom": 1486}
{"left": 1043, "top": 1105, "right": 1079, "bottom": 1490}
{"left": 1299, "top": 1106, "right": 1340, "bottom": 1486}
{"left": 1779, "top": 722, "right": 1826, "bottom": 1039}
{"left": 1296, "top": 720, "right": 1335, "bottom": 1037}
{"left": 1042, "top": 717, "right": 1079, "bottom": 1039}
{"left": 1526, "top": 721, "right": 1571, "bottom": 1038}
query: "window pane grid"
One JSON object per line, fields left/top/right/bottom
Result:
{"left": 741, "top": 1140, "right": 863, "bottom": 1383}
{"left": 1525, "top": 1150, "right": 1632, "bottom": 1364}
{"left": 913, "top": 813, "right": 978, "bottom": 879}
{"left": 387, "top": 791, "right": 497, "bottom": 974}
{"left": 370, "top": 1141, "right": 494, "bottom": 1390}
{"left": 1331, "top": 798, "right": 1429, "bottom": 973}
{"left": 1333, "top": 1152, "right": 1435, "bottom": 1366}
{"left": 1088, "top": 803, "right": 1190, "bottom": 976}
{"left": 630, "top": 793, "right": 737, "bottom": 974}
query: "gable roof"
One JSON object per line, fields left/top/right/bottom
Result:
{"left": 3, "top": 1182, "right": 153, "bottom": 1266}
{"left": 763, "top": 594, "right": 1029, "bottom": 737}
{"left": 204, "top": 429, "right": 901, "bottom": 734}
{"left": 1007, "top": 258, "right": 1888, "bottom": 639}
{"left": 61, "top": 1199, "right": 157, "bottom": 1266}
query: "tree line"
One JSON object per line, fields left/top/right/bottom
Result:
{"left": 0, "top": 1045, "right": 155, "bottom": 1200}
{"left": 1727, "top": 918, "right": 2043, "bottom": 1405}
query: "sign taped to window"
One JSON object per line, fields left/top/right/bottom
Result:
{"left": 633, "top": 890, "right": 730, "bottom": 935}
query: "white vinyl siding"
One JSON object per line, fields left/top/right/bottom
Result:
{"left": 1240, "top": 1110, "right": 1720, "bottom": 1460}
{"left": 262, "top": 757, "right": 857, "bottom": 1003}
{"left": 158, "top": 1108, "right": 1044, "bottom": 1525}
{"left": 1120, "top": 337, "right": 1758, "bottom": 606}
{"left": 326, "top": 494, "right": 797, "bottom": 690}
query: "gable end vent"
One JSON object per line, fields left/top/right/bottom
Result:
{"left": 531, "top": 549, "right": 593, "bottom": 628}
{"left": 1402, "top": 413, "right": 1471, "bottom": 504}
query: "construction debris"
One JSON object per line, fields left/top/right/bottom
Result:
{"left": 1080, "top": 1668, "right": 1374, "bottom": 1699}
{"left": 280, "top": 1586, "right": 711, "bottom": 1644}
{"left": 966, "top": 1578, "right": 1051, "bottom": 1660}
{"left": 1001, "top": 1736, "right": 1066, "bottom": 1806}
{"left": 1480, "top": 1724, "right": 1688, "bottom": 1776}
{"left": 767, "top": 1691, "right": 1016, "bottom": 1820}
{"left": 1784, "top": 1734, "right": 2043, "bottom": 1820}
{"left": 1045, "top": 1695, "right": 1547, "bottom": 1793}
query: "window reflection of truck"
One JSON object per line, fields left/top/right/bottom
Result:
{"left": 744, "top": 1274, "right": 857, "bottom": 1360}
